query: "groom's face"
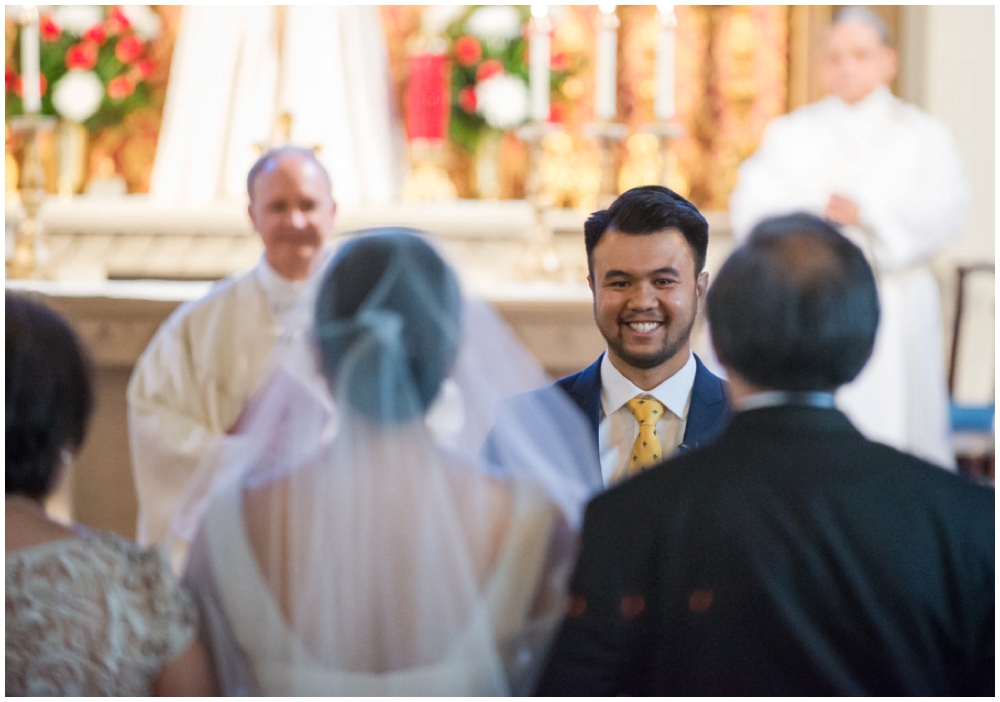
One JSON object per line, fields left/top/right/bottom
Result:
{"left": 589, "top": 229, "right": 708, "bottom": 372}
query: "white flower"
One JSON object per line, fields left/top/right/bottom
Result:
{"left": 475, "top": 74, "right": 528, "bottom": 129}
{"left": 51, "top": 5, "right": 103, "bottom": 35}
{"left": 465, "top": 5, "right": 522, "bottom": 44}
{"left": 421, "top": 5, "right": 466, "bottom": 37}
{"left": 51, "top": 70, "right": 104, "bottom": 122}
{"left": 121, "top": 5, "right": 162, "bottom": 41}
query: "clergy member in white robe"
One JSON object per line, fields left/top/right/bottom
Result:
{"left": 129, "top": 147, "right": 337, "bottom": 550}
{"left": 729, "top": 8, "right": 969, "bottom": 469}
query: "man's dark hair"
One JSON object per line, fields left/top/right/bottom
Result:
{"left": 246, "top": 145, "right": 332, "bottom": 200}
{"left": 707, "top": 213, "right": 879, "bottom": 392}
{"left": 584, "top": 185, "right": 709, "bottom": 276}
{"left": 6, "top": 293, "right": 94, "bottom": 499}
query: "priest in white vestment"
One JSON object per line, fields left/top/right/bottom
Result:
{"left": 128, "top": 147, "right": 337, "bottom": 550}
{"left": 729, "top": 8, "right": 969, "bottom": 469}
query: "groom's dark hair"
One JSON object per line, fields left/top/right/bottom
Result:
{"left": 584, "top": 186, "right": 709, "bottom": 277}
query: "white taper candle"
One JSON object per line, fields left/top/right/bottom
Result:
{"left": 529, "top": 5, "right": 550, "bottom": 123}
{"left": 595, "top": 4, "right": 618, "bottom": 121}
{"left": 21, "top": 6, "right": 41, "bottom": 114}
{"left": 654, "top": 5, "right": 677, "bottom": 121}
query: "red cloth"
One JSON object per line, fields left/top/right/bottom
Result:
{"left": 405, "top": 53, "right": 449, "bottom": 142}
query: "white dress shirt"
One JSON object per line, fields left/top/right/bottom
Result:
{"left": 598, "top": 352, "right": 697, "bottom": 485}
{"left": 255, "top": 255, "right": 307, "bottom": 326}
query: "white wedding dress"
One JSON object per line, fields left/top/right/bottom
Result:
{"left": 177, "top": 230, "right": 600, "bottom": 696}
{"left": 185, "top": 476, "right": 560, "bottom": 695}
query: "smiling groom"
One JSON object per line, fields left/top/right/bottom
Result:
{"left": 559, "top": 186, "right": 729, "bottom": 487}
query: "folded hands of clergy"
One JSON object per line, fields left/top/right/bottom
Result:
{"left": 824, "top": 194, "right": 860, "bottom": 227}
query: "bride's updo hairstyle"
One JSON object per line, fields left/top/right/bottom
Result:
{"left": 314, "top": 229, "right": 462, "bottom": 425}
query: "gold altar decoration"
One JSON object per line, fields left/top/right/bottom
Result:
{"left": 56, "top": 119, "right": 88, "bottom": 197}
{"left": 401, "top": 139, "right": 459, "bottom": 202}
{"left": 380, "top": 5, "right": 794, "bottom": 211}
{"left": 4, "top": 6, "right": 880, "bottom": 207}
{"left": 8, "top": 115, "right": 55, "bottom": 279}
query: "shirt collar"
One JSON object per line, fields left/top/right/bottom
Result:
{"left": 831, "top": 84, "right": 893, "bottom": 118}
{"left": 255, "top": 255, "right": 306, "bottom": 318}
{"left": 737, "top": 390, "right": 836, "bottom": 413}
{"left": 601, "top": 351, "right": 697, "bottom": 420}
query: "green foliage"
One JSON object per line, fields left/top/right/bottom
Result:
{"left": 5, "top": 8, "right": 156, "bottom": 131}
{"left": 440, "top": 5, "right": 580, "bottom": 154}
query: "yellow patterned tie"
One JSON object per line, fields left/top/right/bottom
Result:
{"left": 625, "top": 396, "right": 666, "bottom": 476}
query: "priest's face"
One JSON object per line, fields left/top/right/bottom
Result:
{"left": 249, "top": 156, "right": 337, "bottom": 281}
{"left": 823, "top": 21, "right": 897, "bottom": 105}
{"left": 589, "top": 229, "right": 708, "bottom": 380}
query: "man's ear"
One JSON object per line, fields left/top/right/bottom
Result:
{"left": 883, "top": 47, "right": 898, "bottom": 84}
{"left": 696, "top": 270, "right": 710, "bottom": 304}
{"left": 247, "top": 202, "right": 257, "bottom": 231}
{"left": 587, "top": 275, "right": 595, "bottom": 296}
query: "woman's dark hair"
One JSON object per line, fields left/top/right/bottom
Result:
{"left": 584, "top": 185, "right": 709, "bottom": 276}
{"left": 314, "top": 229, "right": 462, "bottom": 424}
{"left": 707, "top": 213, "right": 879, "bottom": 392}
{"left": 6, "top": 293, "right": 94, "bottom": 499}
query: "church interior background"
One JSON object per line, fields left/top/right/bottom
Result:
{"left": 4, "top": 5, "right": 995, "bottom": 538}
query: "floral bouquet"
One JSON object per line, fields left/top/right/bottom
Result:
{"left": 5, "top": 5, "right": 162, "bottom": 130}
{"left": 424, "top": 5, "right": 578, "bottom": 154}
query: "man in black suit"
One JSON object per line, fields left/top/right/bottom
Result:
{"left": 487, "top": 186, "right": 728, "bottom": 490}
{"left": 536, "top": 213, "right": 994, "bottom": 696}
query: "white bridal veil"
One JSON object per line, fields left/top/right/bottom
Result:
{"left": 177, "top": 229, "right": 601, "bottom": 695}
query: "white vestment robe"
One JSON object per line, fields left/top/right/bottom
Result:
{"left": 128, "top": 258, "right": 308, "bottom": 547}
{"left": 149, "top": 6, "right": 401, "bottom": 207}
{"left": 729, "top": 86, "right": 969, "bottom": 469}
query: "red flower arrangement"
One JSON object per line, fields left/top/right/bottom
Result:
{"left": 458, "top": 86, "right": 477, "bottom": 113}
{"left": 6, "top": 5, "right": 161, "bottom": 130}
{"left": 454, "top": 36, "right": 481, "bottom": 67}
{"left": 39, "top": 15, "right": 61, "bottom": 42}
{"left": 475, "top": 59, "right": 503, "bottom": 83}
{"left": 65, "top": 42, "right": 99, "bottom": 71}
{"left": 114, "top": 36, "right": 145, "bottom": 64}
{"left": 105, "top": 8, "right": 131, "bottom": 36}
{"left": 107, "top": 76, "right": 135, "bottom": 100}
{"left": 439, "top": 6, "right": 580, "bottom": 154}
{"left": 84, "top": 24, "right": 108, "bottom": 46}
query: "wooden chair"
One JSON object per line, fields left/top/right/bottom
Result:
{"left": 948, "top": 264, "right": 995, "bottom": 480}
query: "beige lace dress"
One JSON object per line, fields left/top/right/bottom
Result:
{"left": 6, "top": 526, "right": 198, "bottom": 696}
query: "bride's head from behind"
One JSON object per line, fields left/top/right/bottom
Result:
{"left": 314, "top": 229, "right": 462, "bottom": 425}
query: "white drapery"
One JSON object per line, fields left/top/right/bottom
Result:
{"left": 150, "top": 6, "right": 402, "bottom": 207}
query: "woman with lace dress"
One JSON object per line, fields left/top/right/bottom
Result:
{"left": 5, "top": 293, "right": 216, "bottom": 696}
{"left": 180, "top": 230, "right": 602, "bottom": 695}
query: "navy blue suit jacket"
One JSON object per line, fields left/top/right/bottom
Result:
{"left": 482, "top": 353, "right": 729, "bottom": 486}
{"left": 555, "top": 352, "right": 729, "bottom": 461}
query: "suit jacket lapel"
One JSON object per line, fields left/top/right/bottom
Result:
{"left": 680, "top": 355, "right": 729, "bottom": 452}
{"left": 566, "top": 356, "right": 603, "bottom": 444}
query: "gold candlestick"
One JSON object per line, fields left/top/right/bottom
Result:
{"left": 516, "top": 121, "right": 563, "bottom": 279}
{"left": 582, "top": 121, "right": 628, "bottom": 209}
{"left": 641, "top": 121, "right": 685, "bottom": 189}
{"left": 7, "top": 115, "right": 55, "bottom": 279}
